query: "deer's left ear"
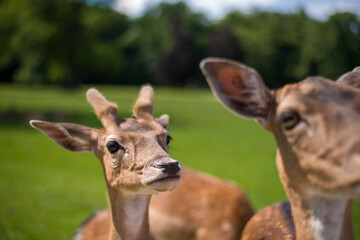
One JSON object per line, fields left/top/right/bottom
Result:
{"left": 30, "top": 120, "right": 97, "bottom": 152}
{"left": 200, "top": 58, "right": 273, "bottom": 122}
{"left": 155, "top": 114, "right": 170, "bottom": 129}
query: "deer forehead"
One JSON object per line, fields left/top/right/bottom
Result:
{"left": 276, "top": 77, "right": 360, "bottom": 116}
{"left": 102, "top": 119, "right": 166, "bottom": 138}
{"left": 120, "top": 118, "right": 166, "bottom": 134}
{"left": 276, "top": 78, "right": 330, "bottom": 104}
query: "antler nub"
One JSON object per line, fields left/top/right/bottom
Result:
{"left": 86, "top": 88, "right": 120, "bottom": 129}
{"left": 133, "top": 85, "right": 154, "bottom": 120}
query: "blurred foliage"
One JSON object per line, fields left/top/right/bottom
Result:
{"left": 0, "top": 0, "right": 359, "bottom": 88}
{"left": 223, "top": 10, "right": 360, "bottom": 87}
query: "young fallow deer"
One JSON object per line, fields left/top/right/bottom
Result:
{"left": 30, "top": 85, "right": 254, "bottom": 240}
{"left": 30, "top": 86, "right": 183, "bottom": 240}
{"left": 201, "top": 58, "right": 360, "bottom": 240}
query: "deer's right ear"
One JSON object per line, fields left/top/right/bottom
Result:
{"left": 30, "top": 120, "right": 96, "bottom": 152}
{"left": 200, "top": 58, "right": 273, "bottom": 120}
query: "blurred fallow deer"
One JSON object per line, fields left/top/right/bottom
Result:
{"left": 30, "top": 85, "right": 254, "bottom": 240}
{"left": 201, "top": 58, "right": 360, "bottom": 240}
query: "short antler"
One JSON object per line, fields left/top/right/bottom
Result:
{"left": 86, "top": 88, "right": 120, "bottom": 129}
{"left": 133, "top": 85, "right": 154, "bottom": 120}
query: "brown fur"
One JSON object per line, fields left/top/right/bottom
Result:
{"left": 241, "top": 202, "right": 295, "bottom": 240}
{"left": 150, "top": 168, "right": 253, "bottom": 240}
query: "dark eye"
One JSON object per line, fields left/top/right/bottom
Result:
{"left": 106, "top": 141, "right": 122, "bottom": 154}
{"left": 166, "top": 135, "right": 172, "bottom": 145}
{"left": 279, "top": 111, "right": 300, "bottom": 130}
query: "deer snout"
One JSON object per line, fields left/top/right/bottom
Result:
{"left": 155, "top": 161, "right": 181, "bottom": 176}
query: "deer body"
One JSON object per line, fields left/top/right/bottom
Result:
{"left": 150, "top": 167, "right": 253, "bottom": 240}
{"left": 201, "top": 58, "right": 360, "bottom": 240}
{"left": 75, "top": 167, "right": 253, "bottom": 240}
{"left": 240, "top": 202, "right": 295, "bottom": 240}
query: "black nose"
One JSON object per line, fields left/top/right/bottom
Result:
{"left": 155, "top": 161, "right": 181, "bottom": 176}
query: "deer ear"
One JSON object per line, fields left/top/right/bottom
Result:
{"left": 155, "top": 114, "right": 170, "bottom": 129}
{"left": 30, "top": 120, "right": 96, "bottom": 152}
{"left": 200, "top": 58, "right": 273, "bottom": 120}
{"left": 336, "top": 66, "right": 360, "bottom": 88}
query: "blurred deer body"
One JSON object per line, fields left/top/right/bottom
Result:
{"left": 149, "top": 168, "right": 253, "bottom": 240}
{"left": 79, "top": 168, "right": 254, "bottom": 240}
{"left": 201, "top": 58, "right": 360, "bottom": 240}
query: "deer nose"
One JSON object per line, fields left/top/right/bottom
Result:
{"left": 155, "top": 161, "right": 181, "bottom": 176}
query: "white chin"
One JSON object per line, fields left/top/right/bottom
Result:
{"left": 148, "top": 176, "right": 181, "bottom": 192}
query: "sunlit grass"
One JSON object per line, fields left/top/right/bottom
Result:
{"left": 0, "top": 84, "right": 359, "bottom": 239}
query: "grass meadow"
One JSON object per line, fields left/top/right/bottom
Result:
{"left": 0, "top": 84, "right": 359, "bottom": 239}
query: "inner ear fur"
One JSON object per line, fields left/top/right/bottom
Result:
{"left": 30, "top": 120, "right": 96, "bottom": 152}
{"left": 200, "top": 58, "right": 272, "bottom": 119}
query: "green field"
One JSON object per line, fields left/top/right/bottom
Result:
{"left": 0, "top": 84, "right": 359, "bottom": 239}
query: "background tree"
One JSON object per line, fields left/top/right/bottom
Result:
{"left": 296, "top": 12, "right": 360, "bottom": 80}
{"left": 0, "top": 0, "right": 359, "bottom": 87}
{"left": 207, "top": 25, "right": 245, "bottom": 62}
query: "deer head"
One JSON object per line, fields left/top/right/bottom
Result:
{"left": 201, "top": 58, "right": 360, "bottom": 199}
{"left": 30, "top": 86, "right": 182, "bottom": 194}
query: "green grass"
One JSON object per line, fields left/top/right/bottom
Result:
{"left": 0, "top": 84, "right": 359, "bottom": 239}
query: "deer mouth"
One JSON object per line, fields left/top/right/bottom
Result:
{"left": 151, "top": 175, "right": 181, "bottom": 183}
{"left": 147, "top": 175, "right": 181, "bottom": 192}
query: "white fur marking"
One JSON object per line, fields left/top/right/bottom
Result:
{"left": 221, "top": 221, "right": 232, "bottom": 232}
{"left": 106, "top": 134, "right": 119, "bottom": 142}
{"left": 197, "top": 227, "right": 208, "bottom": 238}
{"left": 309, "top": 196, "right": 346, "bottom": 240}
{"left": 123, "top": 195, "right": 148, "bottom": 239}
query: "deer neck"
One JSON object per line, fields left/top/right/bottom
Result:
{"left": 276, "top": 151, "right": 353, "bottom": 240}
{"left": 288, "top": 192, "right": 352, "bottom": 240}
{"left": 107, "top": 186, "right": 152, "bottom": 240}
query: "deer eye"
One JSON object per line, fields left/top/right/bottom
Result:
{"left": 279, "top": 111, "right": 300, "bottom": 130}
{"left": 166, "top": 135, "right": 172, "bottom": 145}
{"left": 106, "top": 141, "right": 122, "bottom": 154}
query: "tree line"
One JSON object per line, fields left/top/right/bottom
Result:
{"left": 0, "top": 0, "right": 359, "bottom": 88}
